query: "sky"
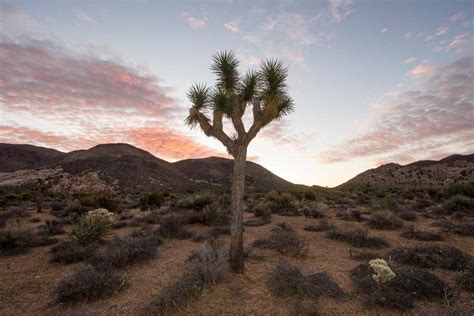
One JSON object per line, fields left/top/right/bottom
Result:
{"left": 0, "top": 0, "right": 473, "bottom": 187}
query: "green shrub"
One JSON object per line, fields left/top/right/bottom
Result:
{"left": 178, "top": 192, "right": 216, "bottom": 210}
{"left": 158, "top": 214, "right": 192, "bottom": 239}
{"left": 187, "top": 203, "right": 229, "bottom": 226}
{"left": 368, "top": 210, "right": 403, "bottom": 229}
{"left": 265, "top": 191, "right": 298, "bottom": 215}
{"left": 70, "top": 209, "right": 113, "bottom": 245}
{"left": 443, "top": 183, "right": 474, "bottom": 198}
{"left": 140, "top": 192, "right": 165, "bottom": 210}
{"left": 442, "top": 194, "right": 474, "bottom": 214}
{"left": 304, "top": 190, "right": 317, "bottom": 201}
{"left": 63, "top": 199, "right": 87, "bottom": 216}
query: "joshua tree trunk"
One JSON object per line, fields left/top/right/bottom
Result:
{"left": 229, "top": 146, "right": 247, "bottom": 273}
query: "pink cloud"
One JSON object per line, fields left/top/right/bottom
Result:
{"left": 450, "top": 11, "right": 466, "bottom": 23}
{"left": 330, "top": 0, "right": 352, "bottom": 23}
{"left": 180, "top": 12, "right": 207, "bottom": 29}
{"left": 320, "top": 57, "right": 474, "bottom": 164}
{"left": 435, "top": 26, "right": 448, "bottom": 36}
{"left": 224, "top": 20, "right": 239, "bottom": 32}
{"left": 409, "top": 62, "right": 436, "bottom": 77}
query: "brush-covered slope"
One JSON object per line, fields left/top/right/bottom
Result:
{"left": 340, "top": 154, "right": 474, "bottom": 189}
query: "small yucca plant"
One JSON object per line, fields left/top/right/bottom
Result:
{"left": 70, "top": 209, "right": 114, "bottom": 245}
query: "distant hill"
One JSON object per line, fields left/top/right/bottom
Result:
{"left": 340, "top": 154, "right": 474, "bottom": 189}
{"left": 0, "top": 143, "right": 297, "bottom": 191}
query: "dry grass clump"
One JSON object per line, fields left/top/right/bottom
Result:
{"left": 388, "top": 244, "right": 473, "bottom": 271}
{"left": 149, "top": 240, "right": 228, "bottom": 313}
{"left": 457, "top": 269, "right": 474, "bottom": 292}
{"left": 367, "top": 210, "right": 403, "bottom": 230}
{"left": 178, "top": 191, "right": 216, "bottom": 210}
{"left": 38, "top": 220, "right": 65, "bottom": 236}
{"left": 90, "top": 234, "right": 162, "bottom": 270}
{"left": 0, "top": 207, "right": 31, "bottom": 228}
{"left": 55, "top": 266, "right": 125, "bottom": 303}
{"left": 398, "top": 210, "right": 417, "bottom": 221}
{"left": 326, "top": 228, "right": 389, "bottom": 248}
{"left": 442, "top": 194, "right": 474, "bottom": 215}
{"left": 158, "top": 214, "right": 193, "bottom": 239}
{"left": 302, "top": 208, "right": 325, "bottom": 219}
{"left": 350, "top": 262, "right": 448, "bottom": 310}
{"left": 50, "top": 241, "right": 98, "bottom": 264}
{"left": 267, "top": 261, "right": 344, "bottom": 299}
{"left": 304, "top": 220, "right": 335, "bottom": 232}
{"left": 400, "top": 226, "right": 442, "bottom": 241}
{"left": 252, "top": 223, "right": 308, "bottom": 257}
{"left": 187, "top": 202, "right": 229, "bottom": 226}
{"left": 336, "top": 209, "right": 363, "bottom": 222}
{"left": 0, "top": 220, "right": 56, "bottom": 256}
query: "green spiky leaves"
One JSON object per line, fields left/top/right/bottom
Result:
{"left": 211, "top": 51, "right": 240, "bottom": 92}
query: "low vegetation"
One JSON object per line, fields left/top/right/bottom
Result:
{"left": 367, "top": 210, "right": 403, "bottom": 230}
{"left": 253, "top": 223, "right": 308, "bottom": 257}
{"left": 326, "top": 228, "right": 389, "bottom": 248}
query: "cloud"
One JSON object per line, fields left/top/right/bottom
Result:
{"left": 380, "top": 27, "right": 388, "bottom": 33}
{"left": 0, "top": 38, "right": 226, "bottom": 160}
{"left": 0, "top": 39, "right": 177, "bottom": 119}
{"left": 320, "top": 57, "right": 474, "bottom": 164}
{"left": 435, "top": 26, "right": 448, "bottom": 36}
{"left": 180, "top": 11, "right": 208, "bottom": 29}
{"left": 404, "top": 57, "right": 416, "bottom": 64}
{"left": 409, "top": 62, "right": 436, "bottom": 78}
{"left": 259, "top": 120, "right": 313, "bottom": 151}
{"left": 403, "top": 31, "right": 413, "bottom": 40}
{"left": 0, "top": 124, "right": 222, "bottom": 160}
{"left": 264, "top": 11, "right": 318, "bottom": 46}
{"left": 447, "top": 32, "right": 470, "bottom": 51}
{"left": 281, "top": 47, "right": 304, "bottom": 63}
{"left": 450, "top": 11, "right": 466, "bottom": 23}
{"left": 0, "top": 3, "right": 43, "bottom": 38}
{"left": 330, "top": 0, "right": 352, "bottom": 23}
{"left": 224, "top": 20, "right": 239, "bottom": 32}
{"left": 73, "top": 9, "right": 97, "bottom": 25}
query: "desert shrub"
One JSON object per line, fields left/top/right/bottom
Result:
{"left": 0, "top": 220, "right": 55, "bottom": 256}
{"left": 55, "top": 266, "right": 125, "bottom": 303}
{"left": 90, "top": 235, "right": 162, "bottom": 270}
{"left": 443, "top": 183, "right": 474, "bottom": 199}
{"left": 111, "top": 220, "right": 128, "bottom": 229}
{"left": 252, "top": 223, "right": 308, "bottom": 257}
{"left": 244, "top": 217, "right": 271, "bottom": 227}
{"left": 302, "top": 208, "right": 325, "bottom": 219}
{"left": 253, "top": 202, "right": 272, "bottom": 219}
{"left": 265, "top": 191, "right": 298, "bottom": 215}
{"left": 62, "top": 199, "right": 88, "bottom": 216}
{"left": 351, "top": 262, "right": 448, "bottom": 310}
{"left": 304, "top": 190, "right": 317, "bottom": 201}
{"left": 0, "top": 208, "right": 31, "bottom": 228}
{"left": 38, "top": 220, "right": 65, "bottom": 236}
{"left": 208, "top": 225, "right": 230, "bottom": 238}
{"left": 451, "top": 223, "right": 474, "bottom": 236}
{"left": 349, "top": 249, "right": 380, "bottom": 261}
{"left": 267, "top": 261, "right": 344, "bottom": 299}
{"left": 442, "top": 194, "right": 474, "bottom": 214}
{"left": 70, "top": 209, "right": 114, "bottom": 245}
{"left": 400, "top": 226, "right": 442, "bottom": 241}
{"left": 141, "top": 211, "right": 160, "bottom": 224}
{"left": 140, "top": 192, "right": 166, "bottom": 210}
{"left": 187, "top": 203, "right": 229, "bottom": 226}
{"left": 326, "top": 228, "right": 388, "bottom": 248}
{"left": 336, "top": 209, "right": 362, "bottom": 221}
{"left": 50, "top": 241, "right": 98, "bottom": 264}
{"left": 92, "top": 195, "right": 120, "bottom": 212}
{"left": 158, "top": 214, "right": 192, "bottom": 239}
{"left": 150, "top": 241, "right": 228, "bottom": 312}
{"left": 178, "top": 192, "right": 216, "bottom": 210}
{"left": 291, "top": 300, "right": 319, "bottom": 316}
{"left": 368, "top": 210, "right": 403, "bottom": 229}
{"left": 457, "top": 269, "right": 474, "bottom": 291}
{"left": 304, "top": 220, "right": 335, "bottom": 232}
{"left": 388, "top": 244, "right": 473, "bottom": 271}
{"left": 51, "top": 200, "right": 67, "bottom": 212}
{"left": 398, "top": 210, "right": 417, "bottom": 221}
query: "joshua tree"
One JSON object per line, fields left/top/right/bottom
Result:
{"left": 185, "top": 51, "right": 294, "bottom": 272}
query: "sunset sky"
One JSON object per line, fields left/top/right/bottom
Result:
{"left": 1, "top": 0, "right": 473, "bottom": 187}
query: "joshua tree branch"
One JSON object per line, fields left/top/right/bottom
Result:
{"left": 192, "top": 108, "right": 235, "bottom": 154}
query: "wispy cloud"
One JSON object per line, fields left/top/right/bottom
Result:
{"left": 73, "top": 8, "right": 97, "bottom": 25}
{"left": 404, "top": 57, "right": 416, "bottom": 64}
{"left": 435, "top": 26, "right": 448, "bottom": 36}
{"left": 380, "top": 27, "right": 388, "bottom": 33}
{"left": 403, "top": 31, "right": 413, "bottom": 40}
{"left": 450, "top": 11, "right": 465, "bottom": 23}
{"left": 330, "top": 0, "right": 352, "bottom": 23}
{"left": 180, "top": 11, "right": 208, "bottom": 29}
{"left": 320, "top": 57, "right": 474, "bottom": 164}
{"left": 224, "top": 20, "right": 239, "bottom": 32}
{"left": 409, "top": 61, "right": 436, "bottom": 78}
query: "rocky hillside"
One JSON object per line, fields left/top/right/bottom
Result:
{"left": 0, "top": 143, "right": 296, "bottom": 191}
{"left": 340, "top": 154, "right": 474, "bottom": 189}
